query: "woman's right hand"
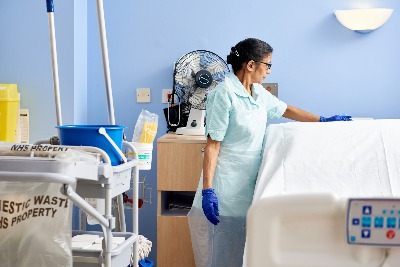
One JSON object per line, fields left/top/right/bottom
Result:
{"left": 202, "top": 188, "right": 220, "bottom": 225}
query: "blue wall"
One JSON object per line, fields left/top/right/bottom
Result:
{"left": 0, "top": 0, "right": 88, "bottom": 139}
{"left": 1, "top": 0, "right": 400, "bottom": 263}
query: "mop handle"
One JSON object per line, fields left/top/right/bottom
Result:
{"left": 96, "top": 0, "right": 116, "bottom": 125}
{"left": 46, "top": 0, "right": 63, "bottom": 126}
{"left": 46, "top": 0, "right": 54, "bottom": 12}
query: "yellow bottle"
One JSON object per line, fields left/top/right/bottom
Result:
{"left": 0, "top": 84, "right": 20, "bottom": 142}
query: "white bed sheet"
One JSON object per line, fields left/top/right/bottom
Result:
{"left": 244, "top": 119, "right": 400, "bottom": 267}
{"left": 253, "top": 119, "right": 400, "bottom": 202}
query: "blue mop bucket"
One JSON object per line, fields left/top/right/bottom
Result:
{"left": 56, "top": 125, "right": 126, "bottom": 166}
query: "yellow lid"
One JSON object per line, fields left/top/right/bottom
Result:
{"left": 0, "top": 84, "right": 19, "bottom": 101}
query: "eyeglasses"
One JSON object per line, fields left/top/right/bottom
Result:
{"left": 255, "top": 61, "right": 272, "bottom": 70}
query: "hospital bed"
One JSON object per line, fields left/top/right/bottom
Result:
{"left": 246, "top": 119, "right": 400, "bottom": 267}
{"left": 0, "top": 142, "right": 139, "bottom": 267}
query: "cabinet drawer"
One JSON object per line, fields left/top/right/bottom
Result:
{"left": 157, "top": 215, "right": 195, "bottom": 267}
{"left": 157, "top": 142, "right": 204, "bottom": 191}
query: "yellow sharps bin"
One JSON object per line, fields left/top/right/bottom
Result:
{"left": 0, "top": 84, "right": 20, "bottom": 142}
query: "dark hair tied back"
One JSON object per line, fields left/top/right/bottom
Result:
{"left": 232, "top": 47, "right": 239, "bottom": 57}
{"left": 227, "top": 47, "right": 239, "bottom": 66}
{"left": 226, "top": 38, "right": 273, "bottom": 73}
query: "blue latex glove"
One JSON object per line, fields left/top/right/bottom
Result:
{"left": 320, "top": 115, "right": 352, "bottom": 122}
{"left": 202, "top": 188, "right": 220, "bottom": 225}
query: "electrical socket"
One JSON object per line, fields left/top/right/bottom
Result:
{"left": 162, "top": 89, "right": 173, "bottom": 104}
{"left": 262, "top": 83, "right": 278, "bottom": 97}
{"left": 136, "top": 88, "right": 151, "bottom": 103}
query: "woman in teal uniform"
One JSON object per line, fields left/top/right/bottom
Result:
{"left": 188, "top": 38, "right": 351, "bottom": 267}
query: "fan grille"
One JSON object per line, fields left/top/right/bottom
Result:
{"left": 173, "top": 50, "right": 230, "bottom": 110}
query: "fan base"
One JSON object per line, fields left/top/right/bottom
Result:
{"left": 175, "top": 127, "right": 205, "bottom": 136}
{"left": 175, "top": 108, "right": 205, "bottom": 136}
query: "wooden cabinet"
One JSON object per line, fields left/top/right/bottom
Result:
{"left": 157, "top": 134, "right": 206, "bottom": 267}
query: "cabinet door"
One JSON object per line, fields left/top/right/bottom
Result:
{"left": 157, "top": 142, "right": 204, "bottom": 191}
{"left": 157, "top": 215, "right": 195, "bottom": 267}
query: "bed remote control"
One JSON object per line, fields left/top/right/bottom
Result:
{"left": 347, "top": 198, "right": 400, "bottom": 246}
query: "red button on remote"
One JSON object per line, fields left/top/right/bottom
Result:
{"left": 386, "top": 230, "right": 396, "bottom": 239}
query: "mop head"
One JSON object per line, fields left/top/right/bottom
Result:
{"left": 131, "top": 235, "right": 152, "bottom": 264}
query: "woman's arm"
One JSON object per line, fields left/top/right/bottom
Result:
{"left": 202, "top": 136, "right": 221, "bottom": 189}
{"left": 283, "top": 105, "right": 320, "bottom": 122}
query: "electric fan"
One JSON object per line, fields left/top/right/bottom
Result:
{"left": 172, "top": 50, "right": 230, "bottom": 135}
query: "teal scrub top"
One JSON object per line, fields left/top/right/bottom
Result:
{"left": 205, "top": 72, "right": 287, "bottom": 148}
{"left": 193, "top": 72, "right": 288, "bottom": 217}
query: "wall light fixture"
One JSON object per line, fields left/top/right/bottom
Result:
{"left": 334, "top": 8, "right": 393, "bottom": 33}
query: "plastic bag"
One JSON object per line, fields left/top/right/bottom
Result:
{"left": 132, "top": 110, "right": 158, "bottom": 143}
{"left": 0, "top": 181, "right": 73, "bottom": 267}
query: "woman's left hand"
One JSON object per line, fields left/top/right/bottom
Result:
{"left": 202, "top": 188, "right": 220, "bottom": 225}
{"left": 320, "top": 115, "right": 352, "bottom": 122}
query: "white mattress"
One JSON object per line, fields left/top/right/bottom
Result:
{"left": 253, "top": 119, "right": 400, "bottom": 202}
{"left": 244, "top": 119, "right": 400, "bottom": 267}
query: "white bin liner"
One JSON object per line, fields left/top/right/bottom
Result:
{"left": 0, "top": 181, "right": 73, "bottom": 267}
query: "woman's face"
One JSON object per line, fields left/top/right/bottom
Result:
{"left": 252, "top": 54, "right": 272, "bottom": 84}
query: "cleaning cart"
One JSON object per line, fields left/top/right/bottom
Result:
{"left": 0, "top": 142, "right": 139, "bottom": 267}
{"left": 48, "top": 0, "right": 140, "bottom": 264}
{"left": 0, "top": 0, "right": 139, "bottom": 265}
